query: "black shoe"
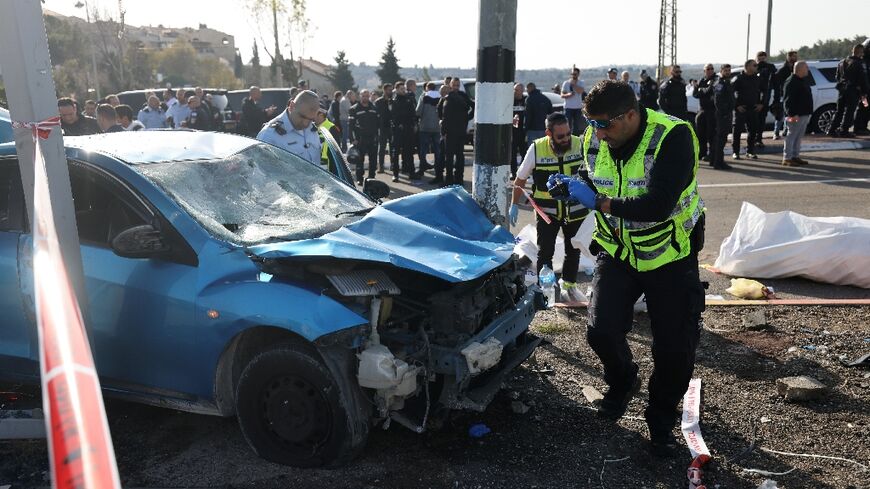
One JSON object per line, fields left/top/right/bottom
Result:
{"left": 596, "top": 371, "right": 641, "bottom": 421}
{"left": 419, "top": 162, "right": 433, "bottom": 172}
{"left": 429, "top": 176, "right": 444, "bottom": 185}
{"left": 713, "top": 162, "right": 732, "bottom": 170}
{"left": 649, "top": 431, "right": 680, "bottom": 458}
{"left": 756, "top": 141, "right": 765, "bottom": 149}
{"left": 409, "top": 172, "right": 421, "bottom": 181}
{"left": 747, "top": 153, "right": 758, "bottom": 160}
{"left": 391, "top": 175, "right": 400, "bottom": 183}
{"left": 701, "top": 155, "right": 710, "bottom": 162}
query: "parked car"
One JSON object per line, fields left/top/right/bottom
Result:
{"left": 116, "top": 88, "right": 233, "bottom": 132}
{"left": 0, "top": 130, "right": 541, "bottom": 467}
{"left": 226, "top": 88, "right": 292, "bottom": 135}
{"left": 0, "top": 107, "right": 11, "bottom": 144}
{"left": 683, "top": 59, "right": 839, "bottom": 133}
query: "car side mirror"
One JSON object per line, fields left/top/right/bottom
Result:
{"left": 111, "top": 224, "right": 171, "bottom": 258}
{"left": 363, "top": 178, "right": 390, "bottom": 200}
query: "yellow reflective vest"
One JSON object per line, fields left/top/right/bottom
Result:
{"left": 582, "top": 109, "right": 703, "bottom": 271}
{"left": 530, "top": 135, "right": 589, "bottom": 223}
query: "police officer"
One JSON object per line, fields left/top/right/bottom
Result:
{"left": 183, "top": 96, "right": 211, "bottom": 131}
{"left": 732, "top": 60, "right": 763, "bottom": 159}
{"left": 754, "top": 51, "right": 777, "bottom": 148}
{"left": 348, "top": 89, "right": 380, "bottom": 184}
{"left": 548, "top": 80, "right": 705, "bottom": 457}
{"left": 852, "top": 38, "right": 870, "bottom": 135}
{"left": 692, "top": 64, "right": 717, "bottom": 161}
{"left": 711, "top": 64, "right": 734, "bottom": 171}
{"left": 375, "top": 83, "right": 394, "bottom": 174}
{"left": 391, "top": 81, "right": 418, "bottom": 182}
{"left": 829, "top": 44, "right": 869, "bottom": 138}
{"left": 509, "top": 112, "right": 589, "bottom": 296}
{"left": 257, "top": 90, "right": 322, "bottom": 165}
{"left": 638, "top": 70, "right": 659, "bottom": 111}
{"left": 772, "top": 51, "right": 799, "bottom": 140}
{"left": 315, "top": 107, "right": 341, "bottom": 169}
{"left": 511, "top": 82, "right": 528, "bottom": 179}
{"left": 658, "top": 64, "right": 687, "bottom": 120}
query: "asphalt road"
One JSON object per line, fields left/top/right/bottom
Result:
{"left": 379, "top": 133, "right": 870, "bottom": 300}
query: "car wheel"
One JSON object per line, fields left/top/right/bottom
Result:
{"left": 235, "top": 346, "right": 361, "bottom": 467}
{"left": 810, "top": 104, "right": 836, "bottom": 134}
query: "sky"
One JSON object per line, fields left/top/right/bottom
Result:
{"left": 42, "top": 0, "right": 868, "bottom": 70}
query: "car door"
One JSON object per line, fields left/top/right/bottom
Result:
{"left": 65, "top": 161, "right": 202, "bottom": 396}
{"left": 0, "top": 159, "right": 36, "bottom": 374}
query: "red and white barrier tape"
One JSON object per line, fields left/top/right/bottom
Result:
{"left": 682, "top": 378, "right": 711, "bottom": 489}
{"left": 23, "top": 117, "right": 121, "bottom": 489}
{"left": 514, "top": 186, "right": 552, "bottom": 224}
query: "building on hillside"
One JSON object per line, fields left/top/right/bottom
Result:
{"left": 297, "top": 58, "right": 335, "bottom": 95}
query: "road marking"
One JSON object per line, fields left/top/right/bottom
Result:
{"left": 700, "top": 177, "right": 870, "bottom": 188}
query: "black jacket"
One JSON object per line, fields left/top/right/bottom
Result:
{"left": 733, "top": 72, "right": 762, "bottom": 108}
{"left": 523, "top": 88, "right": 552, "bottom": 131}
{"left": 62, "top": 115, "right": 101, "bottom": 136}
{"left": 374, "top": 95, "right": 392, "bottom": 129}
{"left": 391, "top": 93, "right": 416, "bottom": 130}
{"left": 692, "top": 76, "right": 717, "bottom": 112}
{"left": 783, "top": 75, "right": 813, "bottom": 116}
{"left": 348, "top": 101, "right": 380, "bottom": 141}
{"left": 240, "top": 97, "right": 269, "bottom": 137}
{"left": 773, "top": 61, "right": 795, "bottom": 103}
{"left": 639, "top": 78, "right": 659, "bottom": 110}
{"left": 184, "top": 108, "right": 211, "bottom": 130}
{"left": 756, "top": 60, "right": 777, "bottom": 104}
{"left": 437, "top": 90, "right": 474, "bottom": 135}
{"left": 839, "top": 55, "right": 870, "bottom": 94}
{"left": 713, "top": 78, "right": 735, "bottom": 120}
{"left": 658, "top": 76, "right": 687, "bottom": 117}
{"left": 513, "top": 94, "right": 527, "bottom": 133}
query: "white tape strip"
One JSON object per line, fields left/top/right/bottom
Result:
{"left": 474, "top": 82, "right": 514, "bottom": 125}
{"left": 681, "top": 378, "right": 710, "bottom": 459}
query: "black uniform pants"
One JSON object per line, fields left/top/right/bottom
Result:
{"left": 443, "top": 133, "right": 466, "bottom": 184}
{"left": 711, "top": 116, "right": 732, "bottom": 168}
{"left": 391, "top": 126, "right": 415, "bottom": 176}
{"left": 355, "top": 137, "right": 378, "bottom": 182}
{"left": 753, "top": 105, "right": 770, "bottom": 143}
{"left": 695, "top": 109, "right": 716, "bottom": 159}
{"left": 536, "top": 215, "right": 583, "bottom": 283}
{"left": 378, "top": 127, "right": 392, "bottom": 171}
{"left": 732, "top": 109, "right": 758, "bottom": 155}
{"left": 587, "top": 249, "right": 704, "bottom": 436}
{"left": 831, "top": 88, "right": 860, "bottom": 134}
{"left": 854, "top": 103, "right": 869, "bottom": 132}
{"left": 511, "top": 128, "right": 527, "bottom": 178}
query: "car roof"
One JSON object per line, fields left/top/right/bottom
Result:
{"left": 61, "top": 131, "right": 258, "bottom": 164}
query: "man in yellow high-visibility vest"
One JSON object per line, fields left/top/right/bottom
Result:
{"left": 549, "top": 80, "right": 706, "bottom": 457}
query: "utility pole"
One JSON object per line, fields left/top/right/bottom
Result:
{"left": 272, "top": 0, "right": 283, "bottom": 86}
{"left": 75, "top": 0, "right": 101, "bottom": 99}
{"left": 765, "top": 0, "right": 773, "bottom": 55}
{"left": 0, "top": 1, "right": 88, "bottom": 313}
{"left": 656, "top": 0, "right": 677, "bottom": 83}
{"left": 472, "top": 0, "right": 517, "bottom": 227}
{"left": 745, "top": 13, "right": 751, "bottom": 61}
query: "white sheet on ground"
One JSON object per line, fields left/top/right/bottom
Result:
{"left": 713, "top": 202, "right": 870, "bottom": 289}
{"left": 513, "top": 216, "right": 596, "bottom": 277}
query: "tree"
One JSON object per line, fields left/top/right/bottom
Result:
{"left": 281, "top": 57, "right": 298, "bottom": 87}
{"left": 328, "top": 51, "right": 356, "bottom": 92}
{"left": 155, "top": 42, "right": 199, "bottom": 87}
{"left": 376, "top": 37, "right": 401, "bottom": 85}
{"left": 248, "top": 0, "right": 286, "bottom": 84}
{"left": 421, "top": 65, "right": 431, "bottom": 82}
{"left": 771, "top": 35, "right": 866, "bottom": 62}
{"left": 234, "top": 51, "right": 244, "bottom": 78}
{"left": 250, "top": 40, "right": 262, "bottom": 86}
{"left": 286, "top": 0, "right": 313, "bottom": 83}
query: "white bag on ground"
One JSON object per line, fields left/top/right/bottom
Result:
{"left": 513, "top": 217, "right": 596, "bottom": 276}
{"left": 714, "top": 202, "right": 870, "bottom": 288}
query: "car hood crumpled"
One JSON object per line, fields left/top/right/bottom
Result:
{"left": 247, "top": 187, "right": 515, "bottom": 283}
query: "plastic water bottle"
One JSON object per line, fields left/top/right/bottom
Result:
{"left": 539, "top": 265, "right": 556, "bottom": 307}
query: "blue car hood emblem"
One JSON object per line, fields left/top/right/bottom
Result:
{"left": 248, "top": 187, "right": 515, "bottom": 283}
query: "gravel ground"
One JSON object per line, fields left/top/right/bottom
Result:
{"left": 2, "top": 305, "right": 869, "bottom": 489}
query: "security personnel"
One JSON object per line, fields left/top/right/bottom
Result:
{"left": 657, "top": 64, "right": 687, "bottom": 120}
{"left": 509, "top": 112, "right": 589, "bottom": 294}
{"left": 183, "top": 96, "right": 211, "bottom": 131}
{"left": 829, "top": 44, "right": 869, "bottom": 137}
{"left": 348, "top": 89, "right": 380, "bottom": 184}
{"left": 692, "top": 64, "right": 717, "bottom": 161}
{"left": 257, "top": 90, "right": 322, "bottom": 165}
{"left": 391, "top": 81, "right": 418, "bottom": 182}
{"left": 711, "top": 64, "right": 735, "bottom": 171}
{"left": 374, "top": 83, "right": 394, "bottom": 173}
{"left": 315, "top": 107, "right": 341, "bottom": 172}
{"left": 511, "top": 82, "right": 528, "bottom": 179}
{"left": 754, "top": 51, "right": 778, "bottom": 148}
{"left": 548, "top": 80, "right": 705, "bottom": 457}
{"left": 732, "top": 60, "right": 763, "bottom": 159}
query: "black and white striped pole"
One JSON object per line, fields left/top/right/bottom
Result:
{"left": 472, "top": 0, "right": 517, "bottom": 227}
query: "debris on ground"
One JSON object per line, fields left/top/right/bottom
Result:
{"left": 510, "top": 401, "right": 530, "bottom": 415}
{"left": 467, "top": 423, "right": 491, "bottom": 438}
{"left": 742, "top": 309, "right": 769, "bottom": 330}
{"left": 726, "top": 278, "right": 773, "bottom": 300}
{"left": 581, "top": 386, "right": 603, "bottom": 404}
{"left": 776, "top": 376, "right": 828, "bottom": 402}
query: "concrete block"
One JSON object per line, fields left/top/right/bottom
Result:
{"left": 776, "top": 376, "right": 827, "bottom": 402}
{"left": 582, "top": 386, "right": 604, "bottom": 404}
{"left": 743, "top": 310, "right": 769, "bottom": 330}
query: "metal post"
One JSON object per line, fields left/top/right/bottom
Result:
{"left": 0, "top": 0, "right": 88, "bottom": 313}
{"left": 76, "top": 0, "right": 101, "bottom": 99}
{"left": 745, "top": 13, "right": 751, "bottom": 61}
{"left": 765, "top": 0, "right": 773, "bottom": 55}
{"left": 472, "top": 0, "right": 517, "bottom": 227}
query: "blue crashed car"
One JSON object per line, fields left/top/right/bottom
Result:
{"left": 0, "top": 131, "right": 542, "bottom": 467}
{"left": 0, "top": 107, "right": 12, "bottom": 144}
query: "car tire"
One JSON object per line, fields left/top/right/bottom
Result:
{"left": 235, "top": 345, "right": 363, "bottom": 467}
{"left": 810, "top": 104, "right": 837, "bottom": 134}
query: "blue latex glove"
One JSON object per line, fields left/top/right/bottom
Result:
{"left": 567, "top": 179, "right": 597, "bottom": 208}
{"left": 508, "top": 204, "right": 519, "bottom": 226}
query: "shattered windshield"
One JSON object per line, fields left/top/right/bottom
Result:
{"left": 138, "top": 143, "right": 373, "bottom": 244}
